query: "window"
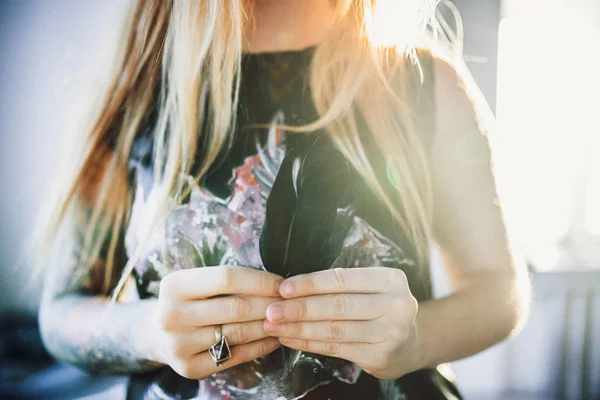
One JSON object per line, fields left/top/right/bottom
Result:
{"left": 494, "top": 0, "right": 600, "bottom": 270}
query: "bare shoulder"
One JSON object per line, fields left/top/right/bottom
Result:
{"left": 421, "top": 48, "right": 517, "bottom": 279}
{"left": 428, "top": 49, "right": 495, "bottom": 138}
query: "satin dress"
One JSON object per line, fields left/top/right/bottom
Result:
{"left": 124, "top": 46, "right": 463, "bottom": 400}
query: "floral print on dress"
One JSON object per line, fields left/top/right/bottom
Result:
{"left": 124, "top": 112, "right": 417, "bottom": 399}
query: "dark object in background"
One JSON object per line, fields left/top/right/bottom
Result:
{"left": 0, "top": 314, "right": 125, "bottom": 400}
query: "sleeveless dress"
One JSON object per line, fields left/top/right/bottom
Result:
{"left": 124, "top": 46, "right": 463, "bottom": 400}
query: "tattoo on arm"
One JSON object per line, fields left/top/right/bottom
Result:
{"left": 40, "top": 207, "right": 162, "bottom": 375}
{"left": 41, "top": 295, "right": 160, "bottom": 375}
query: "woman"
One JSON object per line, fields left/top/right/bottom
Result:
{"left": 37, "top": 0, "right": 531, "bottom": 399}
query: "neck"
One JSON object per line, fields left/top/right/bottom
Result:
{"left": 244, "top": 0, "right": 335, "bottom": 53}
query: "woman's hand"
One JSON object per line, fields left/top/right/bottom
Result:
{"left": 263, "top": 267, "right": 422, "bottom": 380}
{"left": 148, "top": 266, "right": 284, "bottom": 380}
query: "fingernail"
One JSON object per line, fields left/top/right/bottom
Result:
{"left": 280, "top": 281, "right": 294, "bottom": 297}
{"left": 267, "top": 304, "right": 285, "bottom": 322}
{"left": 274, "top": 277, "right": 285, "bottom": 293}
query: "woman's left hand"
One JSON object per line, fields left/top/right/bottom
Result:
{"left": 263, "top": 267, "right": 422, "bottom": 379}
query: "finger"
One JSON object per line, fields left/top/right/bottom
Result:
{"left": 164, "top": 295, "right": 281, "bottom": 328}
{"left": 221, "top": 320, "right": 271, "bottom": 347}
{"left": 263, "top": 320, "right": 386, "bottom": 343}
{"left": 279, "top": 267, "right": 408, "bottom": 298}
{"left": 160, "top": 266, "right": 284, "bottom": 300}
{"left": 277, "top": 337, "right": 377, "bottom": 367}
{"left": 167, "top": 320, "right": 271, "bottom": 356}
{"left": 265, "top": 294, "right": 388, "bottom": 323}
{"left": 178, "top": 337, "right": 281, "bottom": 380}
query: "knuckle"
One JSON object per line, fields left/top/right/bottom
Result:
{"left": 388, "top": 268, "right": 407, "bottom": 287}
{"left": 302, "top": 276, "right": 315, "bottom": 295}
{"left": 258, "top": 339, "right": 272, "bottom": 356}
{"left": 324, "top": 341, "right": 340, "bottom": 354}
{"left": 216, "top": 267, "right": 235, "bottom": 292}
{"left": 333, "top": 294, "right": 351, "bottom": 317}
{"left": 159, "top": 275, "right": 175, "bottom": 299}
{"left": 393, "top": 295, "right": 418, "bottom": 317}
{"left": 222, "top": 297, "right": 248, "bottom": 320}
{"left": 158, "top": 304, "right": 181, "bottom": 331}
{"left": 257, "top": 273, "right": 268, "bottom": 293}
{"left": 405, "top": 295, "right": 418, "bottom": 316}
{"left": 229, "top": 323, "right": 248, "bottom": 344}
{"left": 391, "top": 295, "right": 405, "bottom": 312}
{"left": 239, "top": 339, "right": 272, "bottom": 363}
{"left": 293, "top": 275, "right": 317, "bottom": 296}
{"left": 327, "top": 321, "right": 346, "bottom": 341}
{"left": 332, "top": 268, "right": 347, "bottom": 290}
{"left": 258, "top": 273, "right": 275, "bottom": 295}
{"left": 290, "top": 323, "right": 303, "bottom": 337}
{"left": 293, "top": 300, "right": 307, "bottom": 319}
{"left": 409, "top": 296, "right": 419, "bottom": 314}
{"left": 234, "top": 297, "right": 249, "bottom": 318}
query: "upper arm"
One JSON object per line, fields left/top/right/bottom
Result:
{"left": 41, "top": 122, "right": 154, "bottom": 306}
{"left": 40, "top": 205, "right": 127, "bottom": 304}
{"left": 429, "top": 55, "right": 517, "bottom": 286}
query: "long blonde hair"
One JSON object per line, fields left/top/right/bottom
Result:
{"left": 37, "top": 0, "right": 458, "bottom": 297}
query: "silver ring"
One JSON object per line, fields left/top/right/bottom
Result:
{"left": 208, "top": 325, "right": 231, "bottom": 367}
{"left": 214, "top": 325, "right": 223, "bottom": 342}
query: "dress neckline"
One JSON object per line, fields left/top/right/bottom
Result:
{"left": 242, "top": 44, "right": 317, "bottom": 59}
{"left": 240, "top": 43, "right": 318, "bottom": 128}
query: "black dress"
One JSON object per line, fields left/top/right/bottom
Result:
{"left": 125, "top": 46, "right": 463, "bottom": 400}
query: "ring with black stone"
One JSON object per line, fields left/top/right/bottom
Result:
{"left": 208, "top": 325, "right": 231, "bottom": 367}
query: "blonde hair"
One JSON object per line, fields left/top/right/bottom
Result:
{"left": 36, "top": 0, "right": 459, "bottom": 297}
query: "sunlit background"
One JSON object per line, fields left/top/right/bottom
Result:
{"left": 0, "top": 0, "right": 599, "bottom": 399}
{"left": 495, "top": 0, "right": 600, "bottom": 271}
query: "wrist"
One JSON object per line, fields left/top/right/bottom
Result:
{"left": 394, "top": 323, "right": 429, "bottom": 379}
{"left": 409, "top": 304, "right": 434, "bottom": 371}
{"left": 131, "top": 298, "right": 165, "bottom": 365}
{"left": 408, "top": 316, "right": 428, "bottom": 372}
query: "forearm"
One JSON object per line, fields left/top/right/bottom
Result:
{"left": 39, "top": 294, "right": 163, "bottom": 375}
{"left": 413, "top": 271, "right": 531, "bottom": 370}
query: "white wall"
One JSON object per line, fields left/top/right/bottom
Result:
{"left": 0, "top": 0, "right": 128, "bottom": 315}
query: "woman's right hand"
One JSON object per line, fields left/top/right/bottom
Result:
{"left": 147, "top": 266, "right": 284, "bottom": 380}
